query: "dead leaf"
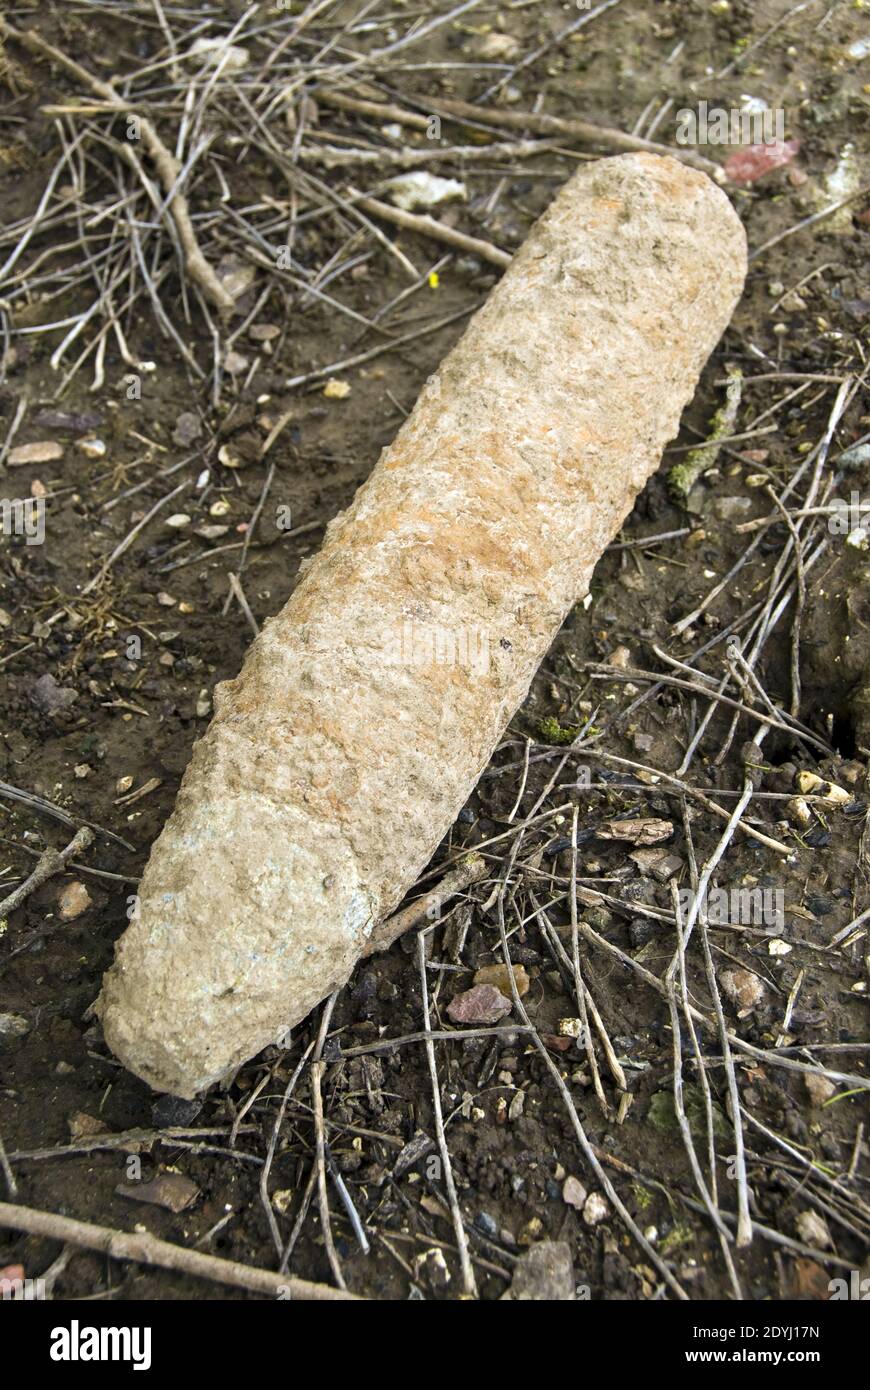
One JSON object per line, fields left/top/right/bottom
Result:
{"left": 116, "top": 1171, "right": 199, "bottom": 1214}
{"left": 598, "top": 818, "right": 673, "bottom": 846}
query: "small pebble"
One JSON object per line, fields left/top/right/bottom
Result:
{"left": 75, "top": 437, "right": 107, "bottom": 459}
{"left": 414, "top": 1247, "right": 450, "bottom": 1291}
{"left": 509, "top": 1240, "right": 575, "bottom": 1300}
{"left": 625, "top": 917, "right": 653, "bottom": 950}
{"left": 795, "top": 1210, "right": 831, "bottom": 1250}
{"left": 562, "top": 1176, "right": 588, "bottom": 1209}
{"left": 0, "top": 1013, "right": 30, "bottom": 1038}
{"left": 558, "top": 1017, "right": 583, "bottom": 1038}
{"left": 173, "top": 412, "right": 202, "bottom": 447}
{"left": 804, "top": 1073, "right": 836, "bottom": 1106}
{"left": 31, "top": 674, "right": 77, "bottom": 715}
{"left": 218, "top": 444, "right": 244, "bottom": 470}
{"left": 712, "top": 496, "right": 753, "bottom": 522}
{"left": 447, "top": 983, "right": 511, "bottom": 1026}
{"left": 582, "top": 1192, "right": 609, "bottom": 1226}
{"left": 473, "top": 963, "right": 529, "bottom": 998}
{"left": 57, "top": 881, "right": 93, "bottom": 921}
{"left": 476, "top": 31, "right": 520, "bottom": 60}
{"left": 151, "top": 1094, "right": 202, "bottom": 1127}
{"left": 474, "top": 1212, "right": 498, "bottom": 1239}
{"left": 68, "top": 1112, "right": 107, "bottom": 1139}
{"left": 519, "top": 1217, "right": 544, "bottom": 1246}
{"left": 719, "top": 966, "right": 765, "bottom": 1015}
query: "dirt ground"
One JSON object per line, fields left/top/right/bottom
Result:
{"left": 0, "top": 0, "right": 868, "bottom": 1302}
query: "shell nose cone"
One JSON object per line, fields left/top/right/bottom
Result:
{"left": 98, "top": 988, "right": 209, "bottom": 1100}
{"left": 97, "top": 791, "right": 374, "bottom": 1096}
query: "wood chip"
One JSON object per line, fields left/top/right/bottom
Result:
{"left": 7, "top": 441, "right": 64, "bottom": 466}
{"left": 116, "top": 1171, "right": 199, "bottom": 1214}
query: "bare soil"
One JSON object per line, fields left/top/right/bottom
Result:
{"left": 0, "top": 0, "right": 868, "bottom": 1301}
